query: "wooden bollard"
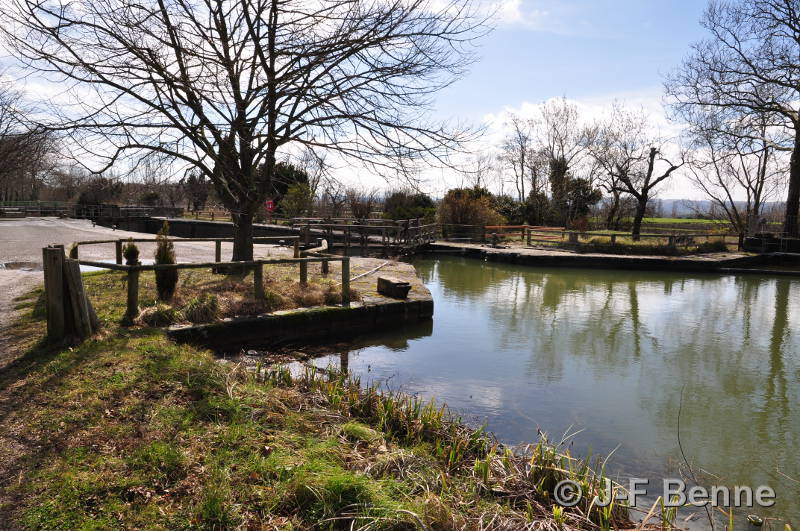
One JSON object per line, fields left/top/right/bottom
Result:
{"left": 299, "top": 261, "right": 308, "bottom": 285}
{"left": 115, "top": 240, "right": 123, "bottom": 265}
{"left": 215, "top": 240, "right": 221, "bottom": 262}
{"left": 254, "top": 264, "right": 264, "bottom": 300}
{"left": 341, "top": 257, "right": 350, "bottom": 307}
{"left": 42, "top": 246, "right": 65, "bottom": 341}
{"left": 125, "top": 268, "right": 140, "bottom": 324}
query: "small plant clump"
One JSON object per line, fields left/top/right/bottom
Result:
{"left": 154, "top": 222, "right": 178, "bottom": 301}
{"left": 181, "top": 293, "right": 220, "bottom": 323}
{"left": 122, "top": 240, "right": 140, "bottom": 265}
{"left": 138, "top": 303, "right": 180, "bottom": 327}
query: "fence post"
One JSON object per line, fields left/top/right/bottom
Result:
{"left": 341, "top": 257, "right": 350, "bottom": 307}
{"left": 526, "top": 228, "right": 531, "bottom": 246}
{"left": 322, "top": 258, "right": 329, "bottom": 276}
{"left": 125, "top": 267, "right": 140, "bottom": 324}
{"left": 610, "top": 234, "right": 617, "bottom": 245}
{"left": 115, "top": 240, "right": 123, "bottom": 265}
{"left": 299, "top": 261, "right": 308, "bottom": 286}
{"left": 42, "top": 246, "right": 65, "bottom": 341}
{"left": 254, "top": 264, "right": 264, "bottom": 300}
{"left": 215, "top": 240, "right": 221, "bottom": 262}
{"left": 293, "top": 239, "right": 300, "bottom": 258}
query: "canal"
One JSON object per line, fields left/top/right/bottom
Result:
{"left": 304, "top": 255, "right": 800, "bottom": 524}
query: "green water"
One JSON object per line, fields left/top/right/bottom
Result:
{"left": 307, "top": 255, "right": 800, "bottom": 524}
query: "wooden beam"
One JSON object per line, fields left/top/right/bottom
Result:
{"left": 42, "top": 246, "right": 65, "bottom": 341}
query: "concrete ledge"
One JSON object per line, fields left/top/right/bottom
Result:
{"left": 167, "top": 293, "right": 433, "bottom": 350}
{"left": 427, "top": 242, "right": 765, "bottom": 273}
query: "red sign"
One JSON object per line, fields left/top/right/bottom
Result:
{"left": 265, "top": 200, "right": 275, "bottom": 212}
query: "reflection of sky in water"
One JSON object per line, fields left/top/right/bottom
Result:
{"left": 307, "top": 256, "right": 800, "bottom": 523}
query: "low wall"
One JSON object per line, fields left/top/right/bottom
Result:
{"left": 167, "top": 298, "right": 433, "bottom": 350}
{"left": 427, "top": 243, "right": 765, "bottom": 273}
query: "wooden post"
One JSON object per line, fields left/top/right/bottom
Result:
{"left": 64, "top": 259, "right": 92, "bottom": 339}
{"left": 215, "top": 240, "right": 221, "bottom": 262}
{"left": 321, "top": 258, "right": 329, "bottom": 276}
{"left": 254, "top": 264, "right": 264, "bottom": 300}
{"left": 43, "top": 246, "right": 65, "bottom": 341}
{"left": 341, "top": 257, "right": 350, "bottom": 307}
{"left": 610, "top": 234, "right": 617, "bottom": 245}
{"left": 299, "top": 261, "right": 308, "bottom": 285}
{"left": 125, "top": 268, "right": 140, "bottom": 324}
{"left": 115, "top": 240, "right": 123, "bottom": 265}
{"left": 526, "top": 228, "right": 531, "bottom": 246}
{"left": 293, "top": 239, "right": 300, "bottom": 258}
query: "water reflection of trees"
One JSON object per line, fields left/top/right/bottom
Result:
{"left": 427, "top": 255, "right": 800, "bottom": 508}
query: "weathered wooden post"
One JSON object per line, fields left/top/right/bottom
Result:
{"left": 299, "top": 260, "right": 308, "bottom": 286}
{"left": 125, "top": 266, "right": 140, "bottom": 324}
{"left": 64, "top": 259, "right": 93, "bottom": 339}
{"left": 341, "top": 257, "right": 350, "bottom": 307}
{"left": 293, "top": 239, "right": 300, "bottom": 258}
{"left": 253, "top": 263, "right": 264, "bottom": 300}
{"left": 526, "top": 228, "right": 532, "bottom": 246}
{"left": 115, "top": 240, "right": 123, "bottom": 265}
{"left": 215, "top": 240, "right": 222, "bottom": 262}
{"left": 610, "top": 234, "right": 617, "bottom": 245}
{"left": 42, "top": 246, "right": 65, "bottom": 341}
{"left": 321, "top": 258, "right": 329, "bottom": 276}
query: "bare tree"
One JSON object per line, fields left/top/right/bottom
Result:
{"left": 590, "top": 105, "right": 685, "bottom": 240}
{"left": 2, "top": 0, "right": 486, "bottom": 259}
{"left": 687, "top": 113, "right": 784, "bottom": 235}
{"left": 665, "top": 0, "right": 799, "bottom": 236}
{"left": 499, "top": 115, "right": 533, "bottom": 202}
{"left": 0, "top": 80, "right": 55, "bottom": 201}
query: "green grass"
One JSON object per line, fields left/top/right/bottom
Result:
{"left": 0, "top": 274, "right": 647, "bottom": 529}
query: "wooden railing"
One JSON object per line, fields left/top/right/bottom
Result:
{"left": 42, "top": 236, "right": 349, "bottom": 340}
{"left": 70, "top": 236, "right": 301, "bottom": 264}
{"left": 524, "top": 228, "right": 734, "bottom": 247}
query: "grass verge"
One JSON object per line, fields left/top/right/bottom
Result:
{"left": 0, "top": 273, "right": 642, "bottom": 529}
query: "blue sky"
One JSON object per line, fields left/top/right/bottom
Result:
{"left": 436, "top": 0, "right": 708, "bottom": 120}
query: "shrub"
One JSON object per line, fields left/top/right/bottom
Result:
{"left": 139, "top": 303, "right": 180, "bottom": 327}
{"left": 122, "top": 240, "right": 140, "bottom": 265}
{"left": 490, "top": 194, "right": 525, "bottom": 225}
{"left": 383, "top": 190, "right": 436, "bottom": 221}
{"left": 694, "top": 239, "right": 729, "bottom": 254}
{"left": 437, "top": 187, "right": 504, "bottom": 227}
{"left": 279, "top": 183, "right": 313, "bottom": 218}
{"left": 182, "top": 294, "right": 220, "bottom": 323}
{"left": 154, "top": 221, "right": 178, "bottom": 301}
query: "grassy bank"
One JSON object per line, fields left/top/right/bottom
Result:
{"left": 0, "top": 273, "right": 645, "bottom": 529}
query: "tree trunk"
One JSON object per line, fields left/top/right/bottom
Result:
{"left": 631, "top": 197, "right": 647, "bottom": 241}
{"left": 232, "top": 212, "right": 254, "bottom": 261}
{"left": 782, "top": 128, "right": 800, "bottom": 237}
{"left": 606, "top": 192, "right": 620, "bottom": 230}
